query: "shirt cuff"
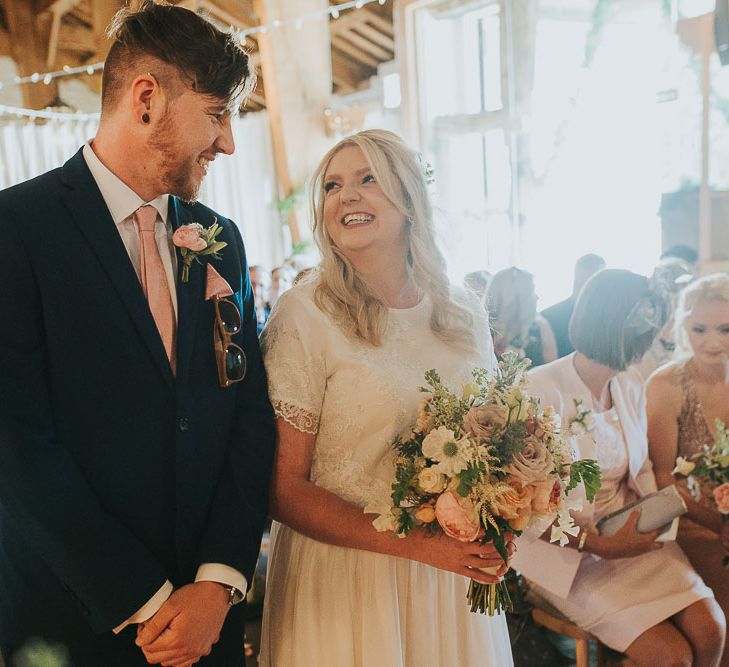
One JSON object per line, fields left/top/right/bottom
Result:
{"left": 195, "top": 563, "right": 247, "bottom": 596}
{"left": 112, "top": 580, "right": 173, "bottom": 634}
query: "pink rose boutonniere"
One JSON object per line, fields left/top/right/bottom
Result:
{"left": 173, "top": 220, "right": 227, "bottom": 283}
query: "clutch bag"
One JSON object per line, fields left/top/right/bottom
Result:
{"left": 596, "top": 485, "right": 687, "bottom": 537}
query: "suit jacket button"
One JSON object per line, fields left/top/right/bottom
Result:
{"left": 178, "top": 417, "right": 190, "bottom": 432}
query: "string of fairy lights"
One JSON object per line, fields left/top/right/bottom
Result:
{"left": 0, "top": 0, "right": 388, "bottom": 121}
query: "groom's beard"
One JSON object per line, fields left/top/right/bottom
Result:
{"left": 149, "top": 112, "right": 204, "bottom": 204}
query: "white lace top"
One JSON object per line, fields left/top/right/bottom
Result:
{"left": 260, "top": 280, "right": 495, "bottom": 510}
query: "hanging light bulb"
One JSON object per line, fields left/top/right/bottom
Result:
{"left": 331, "top": 8, "right": 340, "bottom": 19}
{"left": 43, "top": 73, "right": 52, "bottom": 85}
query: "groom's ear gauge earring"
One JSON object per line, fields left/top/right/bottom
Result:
{"left": 142, "top": 113, "right": 150, "bottom": 124}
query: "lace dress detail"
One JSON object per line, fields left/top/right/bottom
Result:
{"left": 258, "top": 281, "right": 513, "bottom": 667}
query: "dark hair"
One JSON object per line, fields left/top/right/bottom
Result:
{"left": 102, "top": 0, "right": 255, "bottom": 113}
{"left": 569, "top": 269, "right": 668, "bottom": 370}
{"left": 660, "top": 244, "right": 698, "bottom": 265}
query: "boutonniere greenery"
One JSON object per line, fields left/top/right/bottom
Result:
{"left": 172, "top": 220, "right": 227, "bottom": 283}
{"left": 569, "top": 399, "right": 596, "bottom": 437}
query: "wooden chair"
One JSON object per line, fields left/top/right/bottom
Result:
{"left": 531, "top": 606, "right": 635, "bottom": 667}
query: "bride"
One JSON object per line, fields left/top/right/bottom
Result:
{"left": 258, "top": 129, "right": 514, "bottom": 666}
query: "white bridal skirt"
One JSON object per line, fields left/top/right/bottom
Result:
{"left": 259, "top": 522, "right": 514, "bottom": 667}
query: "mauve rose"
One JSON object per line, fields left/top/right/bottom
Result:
{"left": 173, "top": 224, "right": 207, "bottom": 251}
{"left": 714, "top": 483, "right": 729, "bottom": 514}
{"left": 464, "top": 404, "right": 508, "bottom": 440}
{"left": 434, "top": 491, "right": 482, "bottom": 542}
{"left": 505, "top": 436, "right": 553, "bottom": 485}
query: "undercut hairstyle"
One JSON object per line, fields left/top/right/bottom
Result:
{"left": 569, "top": 269, "right": 668, "bottom": 370}
{"left": 102, "top": 0, "right": 255, "bottom": 114}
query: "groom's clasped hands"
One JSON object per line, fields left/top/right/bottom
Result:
{"left": 136, "top": 582, "right": 231, "bottom": 667}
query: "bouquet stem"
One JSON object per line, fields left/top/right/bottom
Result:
{"left": 467, "top": 579, "right": 512, "bottom": 615}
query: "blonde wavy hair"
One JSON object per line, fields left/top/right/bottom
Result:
{"left": 310, "top": 129, "right": 475, "bottom": 350}
{"left": 674, "top": 272, "right": 729, "bottom": 358}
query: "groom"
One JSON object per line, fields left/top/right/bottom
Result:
{"left": 0, "top": 2, "right": 274, "bottom": 665}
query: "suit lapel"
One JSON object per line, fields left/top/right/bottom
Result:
{"left": 60, "top": 150, "right": 175, "bottom": 392}
{"left": 169, "top": 198, "right": 204, "bottom": 388}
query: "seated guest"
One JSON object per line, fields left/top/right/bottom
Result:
{"left": 464, "top": 269, "right": 492, "bottom": 302}
{"left": 541, "top": 253, "right": 605, "bottom": 358}
{"left": 661, "top": 244, "right": 699, "bottom": 272}
{"left": 249, "top": 264, "right": 271, "bottom": 334}
{"left": 270, "top": 264, "right": 295, "bottom": 307}
{"left": 513, "top": 269, "right": 725, "bottom": 667}
{"left": 634, "top": 257, "right": 694, "bottom": 380}
{"left": 647, "top": 273, "right": 729, "bottom": 666}
{"left": 487, "top": 266, "right": 557, "bottom": 367}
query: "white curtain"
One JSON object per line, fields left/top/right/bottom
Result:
{"left": 0, "top": 111, "right": 283, "bottom": 267}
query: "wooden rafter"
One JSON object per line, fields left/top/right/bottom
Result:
{"left": 331, "top": 35, "right": 379, "bottom": 69}
{"left": 4, "top": 0, "right": 58, "bottom": 108}
{"left": 0, "top": 0, "right": 394, "bottom": 110}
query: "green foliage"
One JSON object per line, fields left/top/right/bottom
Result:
{"left": 567, "top": 459, "right": 602, "bottom": 503}
{"left": 396, "top": 509, "right": 414, "bottom": 535}
{"left": 457, "top": 462, "right": 485, "bottom": 497}
{"left": 276, "top": 184, "right": 305, "bottom": 216}
{"left": 423, "top": 369, "right": 469, "bottom": 431}
{"left": 391, "top": 457, "right": 417, "bottom": 506}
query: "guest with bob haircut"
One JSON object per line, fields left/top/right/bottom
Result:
{"left": 513, "top": 269, "right": 725, "bottom": 667}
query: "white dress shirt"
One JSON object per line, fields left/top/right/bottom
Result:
{"left": 81, "top": 142, "right": 246, "bottom": 633}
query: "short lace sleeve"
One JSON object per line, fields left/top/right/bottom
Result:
{"left": 260, "top": 286, "right": 326, "bottom": 435}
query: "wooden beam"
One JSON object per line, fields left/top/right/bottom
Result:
{"left": 57, "top": 21, "right": 96, "bottom": 55}
{"left": 351, "top": 21, "right": 394, "bottom": 52}
{"left": 83, "top": 0, "right": 123, "bottom": 95}
{"left": 252, "top": 0, "right": 300, "bottom": 245}
{"left": 361, "top": 11, "right": 393, "bottom": 37}
{"left": 4, "top": 0, "right": 58, "bottom": 108}
{"left": 331, "top": 35, "right": 379, "bottom": 68}
{"left": 336, "top": 30, "right": 391, "bottom": 61}
{"left": 332, "top": 55, "right": 363, "bottom": 91}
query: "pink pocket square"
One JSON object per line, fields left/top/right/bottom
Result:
{"left": 205, "top": 264, "right": 234, "bottom": 300}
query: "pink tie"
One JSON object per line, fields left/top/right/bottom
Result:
{"left": 134, "top": 205, "right": 176, "bottom": 374}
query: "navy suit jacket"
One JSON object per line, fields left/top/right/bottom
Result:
{"left": 0, "top": 149, "right": 275, "bottom": 647}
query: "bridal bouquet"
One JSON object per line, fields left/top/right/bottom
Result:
{"left": 368, "top": 351, "right": 601, "bottom": 615}
{"left": 674, "top": 418, "right": 729, "bottom": 568}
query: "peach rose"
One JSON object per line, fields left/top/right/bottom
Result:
{"left": 493, "top": 481, "right": 534, "bottom": 532}
{"left": 505, "top": 436, "right": 553, "bottom": 485}
{"left": 434, "top": 491, "right": 482, "bottom": 542}
{"left": 714, "top": 483, "right": 729, "bottom": 514}
{"left": 415, "top": 504, "right": 437, "bottom": 523}
{"left": 531, "top": 478, "right": 561, "bottom": 514}
{"left": 173, "top": 224, "right": 207, "bottom": 251}
{"left": 464, "top": 404, "right": 509, "bottom": 440}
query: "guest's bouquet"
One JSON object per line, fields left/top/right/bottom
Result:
{"left": 367, "top": 352, "right": 601, "bottom": 615}
{"left": 674, "top": 418, "right": 729, "bottom": 568}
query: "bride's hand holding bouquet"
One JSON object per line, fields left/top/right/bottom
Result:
{"left": 367, "top": 351, "right": 601, "bottom": 614}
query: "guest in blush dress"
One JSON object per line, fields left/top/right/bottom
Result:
{"left": 514, "top": 269, "right": 725, "bottom": 667}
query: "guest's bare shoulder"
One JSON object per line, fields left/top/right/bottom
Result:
{"left": 646, "top": 361, "right": 683, "bottom": 413}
